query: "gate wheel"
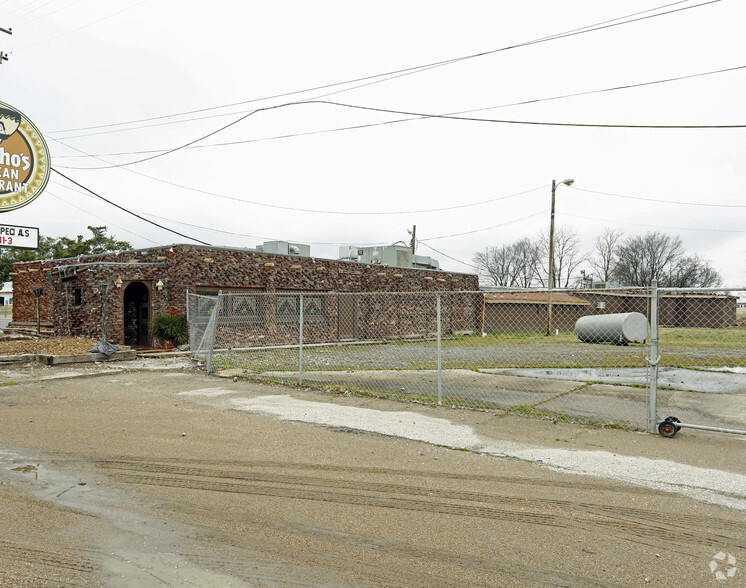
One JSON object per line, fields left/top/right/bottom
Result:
{"left": 658, "top": 416, "right": 681, "bottom": 438}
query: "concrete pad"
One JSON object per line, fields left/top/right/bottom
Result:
{"left": 256, "top": 369, "right": 582, "bottom": 408}
{"left": 657, "top": 389, "right": 746, "bottom": 428}
{"left": 507, "top": 367, "right": 746, "bottom": 394}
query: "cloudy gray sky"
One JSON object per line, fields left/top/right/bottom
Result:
{"left": 1, "top": 0, "right": 744, "bottom": 284}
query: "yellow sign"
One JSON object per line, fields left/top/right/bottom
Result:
{"left": 0, "top": 101, "right": 50, "bottom": 212}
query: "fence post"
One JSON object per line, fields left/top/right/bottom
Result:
{"left": 437, "top": 293, "right": 442, "bottom": 405}
{"left": 205, "top": 290, "right": 222, "bottom": 373}
{"left": 647, "top": 280, "right": 660, "bottom": 433}
{"left": 299, "top": 293, "right": 304, "bottom": 386}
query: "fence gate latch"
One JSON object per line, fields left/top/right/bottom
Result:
{"left": 645, "top": 355, "right": 661, "bottom": 367}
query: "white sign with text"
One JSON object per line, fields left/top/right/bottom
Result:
{"left": 0, "top": 223, "right": 39, "bottom": 249}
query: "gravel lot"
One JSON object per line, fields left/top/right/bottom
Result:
{"left": 0, "top": 359, "right": 743, "bottom": 586}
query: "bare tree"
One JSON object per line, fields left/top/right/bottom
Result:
{"left": 473, "top": 246, "right": 511, "bottom": 287}
{"left": 472, "top": 238, "right": 541, "bottom": 287}
{"left": 591, "top": 228, "right": 623, "bottom": 283}
{"left": 512, "top": 237, "right": 542, "bottom": 287}
{"left": 666, "top": 255, "right": 722, "bottom": 287}
{"left": 613, "top": 231, "right": 722, "bottom": 287}
{"left": 536, "top": 225, "right": 587, "bottom": 288}
{"left": 614, "top": 232, "right": 682, "bottom": 286}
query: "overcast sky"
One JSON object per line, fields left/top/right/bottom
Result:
{"left": 1, "top": 0, "right": 745, "bottom": 285}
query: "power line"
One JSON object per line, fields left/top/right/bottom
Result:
{"left": 47, "top": 190, "right": 160, "bottom": 245}
{"left": 54, "top": 97, "right": 746, "bottom": 171}
{"left": 565, "top": 212, "right": 746, "bottom": 233}
{"left": 51, "top": 134, "right": 551, "bottom": 215}
{"left": 44, "top": 0, "right": 719, "bottom": 136}
{"left": 573, "top": 187, "right": 746, "bottom": 208}
{"left": 418, "top": 210, "right": 549, "bottom": 242}
{"left": 313, "top": 100, "right": 746, "bottom": 129}
{"left": 51, "top": 168, "right": 212, "bottom": 245}
{"left": 416, "top": 240, "right": 478, "bottom": 271}
{"left": 51, "top": 178, "right": 405, "bottom": 247}
{"left": 51, "top": 64, "right": 746, "bottom": 147}
{"left": 304, "top": 1, "right": 721, "bottom": 103}
{"left": 12, "top": 0, "right": 89, "bottom": 27}
{"left": 55, "top": 92, "right": 746, "bottom": 170}
{"left": 17, "top": 0, "right": 150, "bottom": 51}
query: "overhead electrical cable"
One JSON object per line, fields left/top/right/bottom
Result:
{"left": 51, "top": 64, "right": 746, "bottom": 145}
{"left": 310, "top": 100, "right": 746, "bottom": 129}
{"left": 565, "top": 212, "right": 746, "bottom": 233}
{"left": 56, "top": 96, "right": 746, "bottom": 170}
{"left": 573, "top": 187, "right": 746, "bottom": 208}
{"left": 305, "top": 1, "right": 721, "bottom": 102}
{"left": 12, "top": 0, "right": 89, "bottom": 26}
{"left": 18, "top": 0, "right": 150, "bottom": 51}
{"left": 418, "top": 210, "right": 549, "bottom": 242}
{"left": 44, "top": 0, "right": 718, "bottom": 136}
{"left": 52, "top": 183, "right": 406, "bottom": 246}
{"left": 416, "top": 241, "right": 479, "bottom": 270}
{"left": 47, "top": 190, "right": 160, "bottom": 245}
{"left": 51, "top": 168, "right": 212, "bottom": 245}
{"left": 50, "top": 134, "right": 550, "bottom": 215}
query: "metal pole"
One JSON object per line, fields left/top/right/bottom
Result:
{"left": 299, "top": 294, "right": 304, "bottom": 386}
{"left": 32, "top": 288, "right": 43, "bottom": 335}
{"left": 437, "top": 294, "right": 442, "bottom": 405}
{"left": 546, "top": 180, "right": 557, "bottom": 336}
{"left": 662, "top": 421, "right": 746, "bottom": 436}
{"left": 647, "top": 280, "right": 660, "bottom": 434}
{"left": 205, "top": 290, "right": 222, "bottom": 373}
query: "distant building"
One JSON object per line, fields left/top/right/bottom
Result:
{"left": 0, "top": 281, "right": 12, "bottom": 306}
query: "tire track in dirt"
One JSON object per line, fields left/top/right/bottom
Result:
{"left": 0, "top": 539, "right": 97, "bottom": 574}
{"left": 171, "top": 512, "right": 616, "bottom": 588}
{"left": 96, "top": 458, "right": 744, "bottom": 554}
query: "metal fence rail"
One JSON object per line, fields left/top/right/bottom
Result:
{"left": 186, "top": 286, "right": 746, "bottom": 435}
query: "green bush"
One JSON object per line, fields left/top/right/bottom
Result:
{"left": 152, "top": 314, "right": 189, "bottom": 346}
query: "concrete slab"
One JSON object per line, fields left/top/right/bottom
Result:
{"left": 505, "top": 367, "right": 746, "bottom": 394}
{"left": 256, "top": 369, "right": 583, "bottom": 408}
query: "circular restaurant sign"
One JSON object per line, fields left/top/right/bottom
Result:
{"left": 0, "top": 101, "right": 50, "bottom": 212}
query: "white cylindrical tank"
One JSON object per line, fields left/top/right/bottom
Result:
{"left": 575, "top": 312, "right": 649, "bottom": 345}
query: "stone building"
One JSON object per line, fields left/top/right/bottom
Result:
{"left": 9, "top": 244, "right": 480, "bottom": 347}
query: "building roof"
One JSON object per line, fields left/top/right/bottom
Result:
{"left": 484, "top": 292, "right": 590, "bottom": 306}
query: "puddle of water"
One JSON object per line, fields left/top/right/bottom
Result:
{"left": 0, "top": 448, "right": 251, "bottom": 586}
{"left": 10, "top": 464, "right": 37, "bottom": 473}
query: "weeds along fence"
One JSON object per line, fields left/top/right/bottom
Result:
{"left": 186, "top": 286, "right": 746, "bottom": 434}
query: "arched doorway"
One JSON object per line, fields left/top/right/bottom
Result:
{"left": 123, "top": 282, "right": 151, "bottom": 347}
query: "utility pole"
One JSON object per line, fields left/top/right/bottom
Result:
{"left": 409, "top": 225, "right": 416, "bottom": 255}
{"left": 1, "top": 25, "right": 11, "bottom": 65}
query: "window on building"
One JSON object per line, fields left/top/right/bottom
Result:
{"left": 73, "top": 288, "right": 82, "bottom": 306}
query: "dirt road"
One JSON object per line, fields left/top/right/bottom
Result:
{"left": 0, "top": 359, "right": 743, "bottom": 586}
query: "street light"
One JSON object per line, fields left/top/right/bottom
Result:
{"left": 546, "top": 178, "right": 574, "bottom": 336}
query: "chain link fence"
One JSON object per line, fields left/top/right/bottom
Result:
{"left": 650, "top": 286, "right": 745, "bottom": 436}
{"left": 186, "top": 286, "right": 746, "bottom": 435}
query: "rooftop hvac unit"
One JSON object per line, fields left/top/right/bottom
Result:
{"left": 260, "top": 241, "right": 310, "bottom": 257}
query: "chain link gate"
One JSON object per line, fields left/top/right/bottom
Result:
{"left": 648, "top": 282, "right": 746, "bottom": 438}
{"left": 186, "top": 287, "right": 746, "bottom": 436}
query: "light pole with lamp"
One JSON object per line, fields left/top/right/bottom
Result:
{"left": 546, "top": 178, "right": 574, "bottom": 336}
